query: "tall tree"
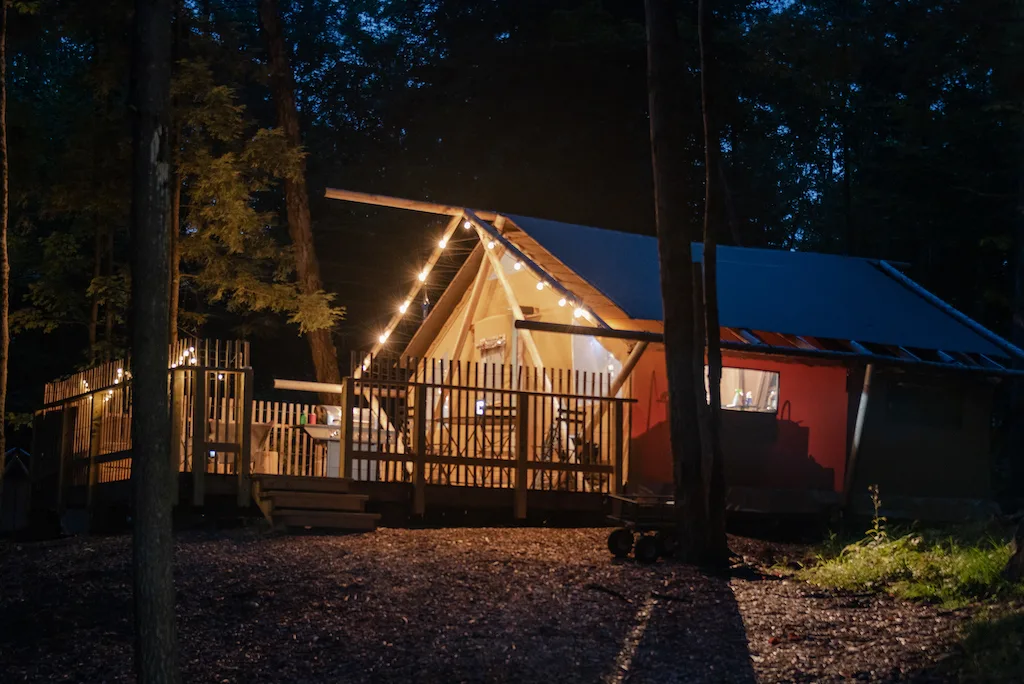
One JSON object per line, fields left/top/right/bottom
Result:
{"left": 258, "top": 0, "right": 342, "bottom": 398}
{"left": 697, "top": 0, "right": 728, "bottom": 565}
{"left": 129, "top": 0, "right": 179, "bottom": 681}
{"left": 0, "top": 0, "right": 9, "bottom": 512}
{"left": 645, "top": 0, "right": 716, "bottom": 565}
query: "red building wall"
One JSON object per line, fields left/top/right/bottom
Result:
{"left": 629, "top": 348, "right": 849, "bottom": 492}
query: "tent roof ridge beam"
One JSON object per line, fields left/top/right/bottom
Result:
{"left": 324, "top": 187, "right": 498, "bottom": 222}
{"left": 464, "top": 210, "right": 611, "bottom": 329}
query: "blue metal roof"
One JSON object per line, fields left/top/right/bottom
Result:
{"left": 507, "top": 214, "right": 1012, "bottom": 359}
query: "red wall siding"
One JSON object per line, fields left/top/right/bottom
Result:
{"left": 630, "top": 348, "right": 849, "bottom": 492}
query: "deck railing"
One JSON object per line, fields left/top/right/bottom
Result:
{"left": 344, "top": 353, "right": 633, "bottom": 517}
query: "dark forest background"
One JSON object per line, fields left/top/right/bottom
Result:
{"left": 6, "top": 0, "right": 1022, "bottom": 446}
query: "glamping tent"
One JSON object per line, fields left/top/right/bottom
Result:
{"left": 328, "top": 190, "right": 1024, "bottom": 521}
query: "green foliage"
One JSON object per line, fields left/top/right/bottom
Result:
{"left": 173, "top": 56, "right": 344, "bottom": 336}
{"left": 793, "top": 493, "right": 1023, "bottom": 608}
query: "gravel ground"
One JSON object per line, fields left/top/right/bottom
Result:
{"left": 0, "top": 528, "right": 973, "bottom": 683}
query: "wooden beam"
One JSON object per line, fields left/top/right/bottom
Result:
{"left": 513, "top": 320, "right": 662, "bottom": 343}
{"left": 324, "top": 187, "right": 498, "bottom": 222}
{"left": 473, "top": 222, "right": 551, "bottom": 391}
{"left": 464, "top": 210, "right": 611, "bottom": 329}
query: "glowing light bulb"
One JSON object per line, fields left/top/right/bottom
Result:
{"left": 188, "top": 346, "right": 195, "bottom": 353}
{"left": 558, "top": 298, "right": 567, "bottom": 307}
{"left": 487, "top": 241, "right": 496, "bottom": 250}
{"left": 513, "top": 261, "right": 522, "bottom": 271}
{"left": 536, "top": 281, "right": 544, "bottom": 291}
{"left": 463, "top": 220, "right": 472, "bottom": 230}
{"left": 418, "top": 269, "right": 428, "bottom": 282}
{"left": 379, "top": 331, "right": 390, "bottom": 344}
{"left": 438, "top": 237, "right": 448, "bottom": 249}
{"left": 217, "top": 373, "right": 224, "bottom": 380}
{"left": 573, "top": 308, "right": 585, "bottom": 319}
{"left": 399, "top": 301, "right": 409, "bottom": 314}
{"left": 608, "top": 364, "right": 615, "bottom": 371}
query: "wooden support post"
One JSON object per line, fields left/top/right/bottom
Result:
{"left": 412, "top": 385, "right": 427, "bottom": 516}
{"left": 341, "top": 376, "right": 355, "bottom": 479}
{"left": 192, "top": 368, "right": 206, "bottom": 506}
{"left": 86, "top": 395, "right": 103, "bottom": 517}
{"left": 238, "top": 368, "right": 254, "bottom": 508}
{"left": 169, "top": 369, "right": 185, "bottom": 502}
{"left": 514, "top": 393, "right": 529, "bottom": 520}
{"left": 57, "top": 406, "right": 75, "bottom": 515}
{"left": 474, "top": 224, "right": 551, "bottom": 392}
{"left": 612, "top": 402, "right": 624, "bottom": 496}
{"left": 843, "top": 364, "right": 875, "bottom": 509}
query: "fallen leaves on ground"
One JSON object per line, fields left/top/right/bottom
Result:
{"left": 0, "top": 529, "right": 974, "bottom": 682}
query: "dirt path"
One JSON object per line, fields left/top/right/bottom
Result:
{"left": 0, "top": 529, "right": 970, "bottom": 682}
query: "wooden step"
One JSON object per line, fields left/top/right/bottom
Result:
{"left": 253, "top": 474, "right": 351, "bottom": 494}
{"left": 273, "top": 509, "right": 380, "bottom": 531}
{"left": 263, "top": 491, "right": 369, "bottom": 512}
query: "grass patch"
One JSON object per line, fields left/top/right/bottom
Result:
{"left": 789, "top": 486, "right": 1024, "bottom": 607}
{"left": 795, "top": 526, "right": 1020, "bottom": 607}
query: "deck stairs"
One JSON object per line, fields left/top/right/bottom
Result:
{"left": 252, "top": 474, "right": 380, "bottom": 532}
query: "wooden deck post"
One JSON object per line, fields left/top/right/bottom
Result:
{"left": 86, "top": 394, "right": 103, "bottom": 517}
{"left": 514, "top": 393, "right": 529, "bottom": 519}
{"left": 341, "top": 376, "right": 355, "bottom": 479}
{"left": 192, "top": 368, "right": 206, "bottom": 506}
{"left": 412, "top": 384, "right": 427, "bottom": 516}
{"left": 238, "top": 368, "right": 254, "bottom": 508}
{"left": 606, "top": 397, "right": 622, "bottom": 505}
{"left": 169, "top": 369, "right": 185, "bottom": 503}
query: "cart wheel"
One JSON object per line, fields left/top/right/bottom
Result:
{"left": 655, "top": 530, "right": 678, "bottom": 558}
{"left": 607, "top": 528, "right": 634, "bottom": 558}
{"left": 634, "top": 535, "right": 660, "bottom": 564}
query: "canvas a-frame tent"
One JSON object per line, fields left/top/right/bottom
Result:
{"left": 326, "top": 188, "right": 1024, "bottom": 521}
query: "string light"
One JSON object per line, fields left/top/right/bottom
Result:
{"left": 463, "top": 220, "right": 472, "bottom": 230}
{"left": 513, "top": 261, "right": 522, "bottom": 271}
{"left": 438, "top": 237, "right": 448, "bottom": 249}
{"left": 487, "top": 241, "right": 496, "bottom": 250}
{"left": 573, "top": 307, "right": 586, "bottom": 319}
{"left": 379, "top": 331, "right": 390, "bottom": 344}
{"left": 536, "top": 281, "right": 545, "bottom": 291}
{"left": 418, "top": 268, "right": 428, "bottom": 282}
{"left": 558, "top": 298, "right": 567, "bottom": 307}
{"left": 399, "top": 301, "right": 409, "bottom": 314}
{"left": 217, "top": 373, "right": 224, "bottom": 380}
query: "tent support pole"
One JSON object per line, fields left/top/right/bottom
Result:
{"left": 843, "top": 363, "right": 875, "bottom": 510}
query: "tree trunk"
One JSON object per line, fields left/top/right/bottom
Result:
{"left": 169, "top": 176, "right": 180, "bottom": 347}
{"left": 0, "top": 0, "right": 9, "bottom": 516}
{"left": 90, "top": 225, "right": 102, "bottom": 363}
{"left": 129, "top": 0, "right": 179, "bottom": 681}
{"left": 104, "top": 217, "right": 114, "bottom": 360}
{"left": 259, "top": 0, "right": 342, "bottom": 403}
{"left": 645, "top": 0, "right": 711, "bottom": 564}
{"left": 697, "top": 0, "right": 729, "bottom": 565}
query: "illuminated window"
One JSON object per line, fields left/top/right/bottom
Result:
{"left": 711, "top": 367, "right": 780, "bottom": 413}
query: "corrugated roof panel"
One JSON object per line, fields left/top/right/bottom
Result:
{"left": 507, "top": 214, "right": 1007, "bottom": 358}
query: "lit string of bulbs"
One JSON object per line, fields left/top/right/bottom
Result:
{"left": 374, "top": 213, "right": 605, "bottom": 347}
